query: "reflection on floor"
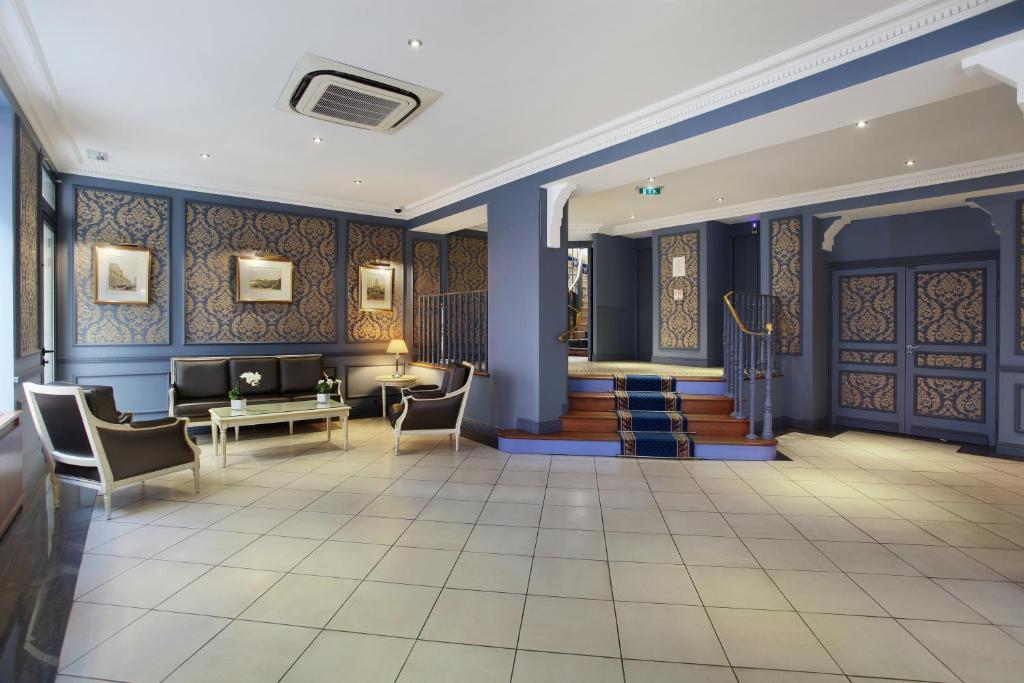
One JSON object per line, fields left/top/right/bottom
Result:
{"left": 46, "top": 421, "right": 1024, "bottom": 682}
{"left": 569, "top": 358, "right": 724, "bottom": 378}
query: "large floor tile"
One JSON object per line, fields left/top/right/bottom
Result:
{"left": 529, "top": 557, "right": 611, "bottom": 599}
{"left": 267, "top": 511, "right": 351, "bottom": 539}
{"left": 538, "top": 504, "right": 601, "bottom": 530}
{"left": 767, "top": 570, "right": 885, "bottom": 616}
{"left": 420, "top": 588, "right": 525, "bottom": 647}
{"left": 464, "top": 524, "right": 537, "bottom": 555}
{"left": 605, "top": 531, "right": 681, "bottom": 563}
{"left": 812, "top": 541, "right": 919, "bottom": 575}
{"left": 622, "top": 660, "right": 736, "bottom": 682}
{"left": 689, "top": 566, "right": 791, "bottom": 610}
{"left": 518, "top": 595, "right": 620, "bottom": 657}
{"left": 155, "top": 529, "right": 258, "bottom": 564}
{"left": 616, "top": 602, "right": 727, "bottom": 664}
{"left": 610, "top": 561, "right": 699, "bottom": 605}
{"left": 158, "top": 565, "right": 281, "bottom": 617}
{"left": 673, "top": 535, "right": 759, "bottom": 567}
{"left": 741, "top": 538, "right": 837, "bottom": 571}
{"left": 73, "top": 553, "right": 142, "bottom": 598}
{"left": 901, "top": 619, "right": 1024, "bottom": 683}
{"left": 327, "top": 580, "right": 440, "bottom": 638}
{"left": 293, "top": 540, "right": 389, "bottom": 579}
{"left": 241, "top": 573, "right": 359, "bottom": 627}
{"left": 885, "top": 543, "right": 1006, "bottom": 580}
{"left": 220, "top": 535, "right": 320, "bottom": 572}
{"left": 90, "top": 524, "right": 197, "bottom": 559}
{"left": 61, "top": 611, "right": 228, "bottom": 683}
{"left": 535, "top": 528, "right": 607, "bottom": 560}
{"left": 368, "top": 546, "right": 460, "bottom": 586}
{"left": 396, "top": 520, "right": 473, "bottom": 550}
{"left": 663, "top": 511, "right": 735, "bottom": 536}
{"left": 59, "top": 602, "right": 147, "bottom": 670}
{"left": 707, "top": 608, "right": 840, "bottom": 674}
{"left": 446, "top": 552, "right": 532, "bottom": 593}
{"left": 209, "top": 506, "right": 295, "bottom": 534}
{"left": 397, "top": 640, "right": 515, "bottom": 683}
{"left": 163, "top": 620, "right": 316, "bottom": 683}
{"left": 282, "top": 631, "right": 413, "bottom": 683}
{"left": 849, "top": 574, "right": 986, "bottom": 622}
{"left": 512, "top": 651, "right": 624, "bottom": 683}
{"left": 78, "top": 559, "right": 211, "bottom": 609}
{"left": 935, "top": 578, "right": 1024, "bottom": 626}
{"left": 331, "top": 515, "right": 411, "bottom": 544}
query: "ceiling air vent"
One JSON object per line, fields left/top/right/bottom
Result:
{"left": 277, "top": 54, "right": 441, "bottom": 133}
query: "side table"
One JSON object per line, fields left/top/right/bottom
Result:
{"left": 375, "top": 375, "right": 419, "bottom": 418}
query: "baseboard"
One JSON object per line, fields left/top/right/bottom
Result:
{"left": 515, "top": 417, "right": 562, "bottom": 434}
{"left": 833, "top": 416, "right": 899, "bottom": 434}
{"left": 908, "top": 425, "right": 988, "bottom": 447}
{"left": 461, "top": 419, "right": 498, "bottom": 448}
{"left": 650, "top": 356, "right": 714, "bottom": 367}
{"left": 996, "top": 441, "right": 1024, "bottom": 458}
{"left": 778, "top": 415, "right": 831, "bottom": 432}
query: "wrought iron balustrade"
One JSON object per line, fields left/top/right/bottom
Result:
{"left": 723, "top": 291, "right": 779, "bottom": 440}
{"left": 416, "top": 290, "right": 488, "bottom": 373}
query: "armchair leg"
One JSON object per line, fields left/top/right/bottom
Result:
{"left": 140, "top": 480, "right": 146, "bottom": 499}
{"left": 455, "top": 434, "right": 460, "bottom": 452}
{"left": 50, "top": 472, "right": 61, "bottom": 508}
{"left": 192, "top": 466, "right": 200, "bottom": 494}
{"left": 289, "top": 421, "right": 294, "bottom": 436}
{"left": 234, "top": 426, "right": 239, "bottom": 442}
{"left": 394, "top": 433, "right": 400, "bottom": 455}
{"left": 103, "top": 493, "right": 113, "bottom": 520}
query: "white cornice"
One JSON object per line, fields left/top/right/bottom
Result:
{"left": 401, "top": 0, "right": 1012, "bottom": 218}
{"left": 61, "top": 167, "right": 399, "bottom": 218}
{"left": 0, "top": 0, "right": 1013, "bottom": 218}
{"left": 610, "top": 152, "right": 1024, "bottom": 235}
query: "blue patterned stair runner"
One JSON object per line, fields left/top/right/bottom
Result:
{"left": 613, "top": 375, "right": 693, "bottom": 458}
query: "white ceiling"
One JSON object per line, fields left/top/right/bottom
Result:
{"left": 3, "top": 0, "right": 958, "bottom": 217}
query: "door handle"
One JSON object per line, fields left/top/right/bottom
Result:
{"left": 906, "top": 344, "right": 920, "bottom": 355}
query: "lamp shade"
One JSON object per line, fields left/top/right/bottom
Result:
{"left": 386, "top": 339, "right": 409, "bottom": 354}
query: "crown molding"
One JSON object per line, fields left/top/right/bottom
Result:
{"left": 401, "top": 0, "right": 1011, "bottom": 219}
{"left": 610, "top": 152, "right": 1024, "bottom": 236}
{"left": 63, "top": 167, "right": 399, "bottom": 218}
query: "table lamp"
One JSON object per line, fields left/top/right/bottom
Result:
{"left": 386, "top": 339, "right": 409, "bottom": 377}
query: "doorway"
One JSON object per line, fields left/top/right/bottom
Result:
{"left": 41, "top": 221, "right": 56, "bottom": 383}
{"left": 831, "top": 260, "right": 997, "bottom": 445}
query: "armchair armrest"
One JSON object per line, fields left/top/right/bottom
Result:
{"left": 94, "top": 418, "right": 199, "bottom": 481}
{"left": 396, "top": 393, "right": 465, "bottom": 431}
{"left": 402, "top": 386, "right": 445, "bottom": 399}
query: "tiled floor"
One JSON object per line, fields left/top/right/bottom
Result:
{"left": 56, "top": 421, "right": 1024, "bottom": 682}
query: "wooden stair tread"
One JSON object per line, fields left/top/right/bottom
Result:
{"left": 564, "top": 411, "right": 745, "bottom": 422}
{"left": 498, "top": 429, "right": 776, "bottom": 447}
{"left": 569, "top": 392, "right": 728, "bottom": 400}
{"left": 568, "top": 374, "right": 725, "bottom": 382}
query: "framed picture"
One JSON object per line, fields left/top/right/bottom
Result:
{"left": 235, "top": 255, "right": 294, "bottom": 303}
{"left": 359, "top": 264, "right": 394, "bottom": 311}
{"left": 94, "top": 244, "right": 152, "bottom": 304}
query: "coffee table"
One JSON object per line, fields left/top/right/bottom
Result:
{"left": 209, "top": 399, "right": 350, "bottom": 467}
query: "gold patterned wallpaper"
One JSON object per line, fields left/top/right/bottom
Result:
{"left": 839, "top": 350, "right": 896, "bottom": 366}
{"left": 839, "top": 274, "right": 896, "bottom": 343}
{"left": 659, "top": 232, "right": 700, "bottom": 350}
{"left": 447, "top": 234, "right": 488, "bottom": 292}
{"left": 770, "top": 217, "right": 802, "bottom": 355}
{"left": 915, "top": 352, "right": 985, "bottom": 370}
{"left": 184, "top": 202, "right": 336, "bottom": 343}
{"left": 75, "top": 188, "right": 171, "bottom": 345}
{"left": 17, "top": 123, "right": 39, "bottom": 357}
{"left": 839, "top": 370, "right": 896, "bottom": 413}
{"left": 412, "top": 239, "right": 441, "bottom": 349}
{"left": 914, "top": 376, "right": 984, "bottom": 423}
{"left": 347, "top": 222, "right": 404, "bottom": 343}
{"left": 915, "top": 268, "right": 985, "bottom": 345}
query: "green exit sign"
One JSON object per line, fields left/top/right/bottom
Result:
{"left": 637, "top": 185, "right": 663, "bottom": 196}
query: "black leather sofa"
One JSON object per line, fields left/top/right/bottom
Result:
{"left": 169, "top": 354, "right": 333, "bottom": 425}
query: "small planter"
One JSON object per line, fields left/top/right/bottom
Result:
{"left": 316, "top": 393, "right": 330, "bottom": 405}
{"left": 230, "top": 398, "right": 246, "bottom": 411}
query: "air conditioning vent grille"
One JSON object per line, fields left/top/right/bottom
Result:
{"left": 311, "top": 83, "right": 402, "bottom": 127}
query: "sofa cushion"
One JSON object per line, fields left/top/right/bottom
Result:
{"left": 174, "top": 359, "right": 229, "bottom": 400}
{"left": 172, "top": 395, "right": 289, "bottom": 418}
{"left": 279, "top": 355, "right": 324, "bottom": 394}
{"left": 228, "top": 357, "right": 279, "bottom": 395}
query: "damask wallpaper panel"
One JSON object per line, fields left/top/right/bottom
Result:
{"left": 75, "top": 188, "right": 171, "bottom": 345}
{"left": 839, "top": 370, "right": 896, "bottom": 413}
{"left": 839, "top": 274, "right": 896, "bottom": 343}
{"left": 770, "top": 216, "right": 802, "bottom": 355}
{"left": 914, "top": 376, "right": 984, "bottom": 423}
{"left": 447, "top": 234, "right": 487, "bottom": 292}
{"left": 412, "top": 239, "right": 441, "bottom": 349}
{"left": 17, "top": 122, "right": 39, "bottom": 357}
{"left": 184, "top": 201, "right": 336, "bottom": 343}
{"left": 839, "top": 350, "right": 896, "bottom": 366}
{"left": 347, "top": 222, "right": 404, "bottom": 343}
{"left": 915, "top": 268, "right": 985, "bottom": 345}
{"left": 1018, "top": 201, "right": 1024, "bottom": 354}
{"left": 915, "top": 352, "right": 985, "bottom": 370}
{"left": 658, "top": 231, "right": 699, "bottom": 350}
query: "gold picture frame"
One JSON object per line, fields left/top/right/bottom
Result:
{"left": 93, "top": 244, "right": 152, "bottom": 305}
{"left": 235, "top": 254, "right": 295, "bottom": 303}
{"left": 359, "top": 264, "right": 394, "bottom": 311}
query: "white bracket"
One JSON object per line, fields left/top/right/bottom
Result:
{"left": 541, "top": 181, "right": 575, "bottom": 248}
{"left": 962, "top": 38, "right": 1024, "bottom": 115}
{"left": 820, "top": 216, "right": 851, "bottom": 252}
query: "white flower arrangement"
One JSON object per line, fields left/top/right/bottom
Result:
{"left": 315, "top": 377, "right": 334, "bottom": 394}
{"left": 229, "top": 371, "right": 262, "bottom": 399}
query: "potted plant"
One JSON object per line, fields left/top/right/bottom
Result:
{"left": 315, "top": 377, "right": 334, "bottom": 405}
{"left": 229, "top": 371, "right": 262, "bottom": 411}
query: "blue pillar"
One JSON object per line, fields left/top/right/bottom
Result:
{"left": 487, "top": 181, "right": 567, "bottom": 433}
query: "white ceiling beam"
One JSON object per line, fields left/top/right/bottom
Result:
{"left": 542, "top": 181, "right": 575, "bottom": 249}
{"left": 963, "top": 37, "right": 1024, "bottom": 114}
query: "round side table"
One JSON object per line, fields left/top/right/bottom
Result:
{"left": 375, "top": 374, "right": 419, "bottom": 418}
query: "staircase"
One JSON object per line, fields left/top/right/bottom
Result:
{"left": 497, "top": 373, "right": 778, "bottom": 460}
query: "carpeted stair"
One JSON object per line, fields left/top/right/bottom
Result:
{"left": 614, "top": 375, "right": 694, "bottom": 458}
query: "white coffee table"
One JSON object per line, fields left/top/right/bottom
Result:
{"left": 375, "top": 374, "right": 419, "bottom": 418}
{"left": 209, "top": 399, "right": 350, "bottom": 467}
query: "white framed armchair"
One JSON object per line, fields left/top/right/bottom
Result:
{"left": 388, "top": 362, "right": 475, "bottom": 454}
{"left": 23, "top": 382, "right": 201, "bottom": 519}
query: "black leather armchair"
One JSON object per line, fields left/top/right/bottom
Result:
{"left": 23, "top": 382, "right": 201, "bottom": 519}
{"left": 388, "top": 362, "right": 475, "bottom": 454}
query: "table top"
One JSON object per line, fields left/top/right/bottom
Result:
{"left": 374, "top": 374, "right": 418, "bottom": 383}
{"left": 210, "top": 399, "right": 349, "bottom": 419}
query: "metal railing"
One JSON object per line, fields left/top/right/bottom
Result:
{"left": 723, "top": 291, "right": 779, "bottom": 440}
{"left": 416, "top": 290, "right": 488, "bottom": 373}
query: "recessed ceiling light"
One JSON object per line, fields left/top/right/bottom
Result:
{"left": 855, "top": 120, "right": 867, "bottom": 128}
{"left": 905, "top": 159, "right": 916, "bottom": 166}
{"left": 407, "top": 38, "right": 423, "bottom": 48}
{"left": 647, "top": 177, "right": 656, "bottom": 183}
{"left": 353, "top": 179, "right": 363, "bottom": 185}
{"left": 716, "top": 197, "right": 725, "bottom": 202}
{"left": 312, "top": 136, "right": 323, "bottom": 144}
{"left": 199, "top": 153, "right": 211, "bottom": 159}
{"left": 629, "top": 214, "right": 636, "bottom": 220}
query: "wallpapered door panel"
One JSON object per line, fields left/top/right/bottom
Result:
{"left": 914, "top": 376, "right": 985, "bottom": 422}
{"left": 447, "top": 235, "right": 487, "bottom": 292}
{"left": 1018, "top": 201, "right": 1023, "bottom": 354}
{"left": 75, "top": 188, "right": 171, "bottom": 344}
{"left": 17, "top": 123, "right": 39, "bottom": 357}
{"left": 914, "top": 268, "right": 985, "bottom": 345}
{"left": 839, "top": 350, "right": 896, "bottom": 366}
{"left": 915, "top": 352, "right": 985, "bottom": 370}
{"left": 839, "top": 371, "right": 896, "bottom": 413}
{"left": 770, "top": 217, "right": 801, "bottom": 355}
{"left": 658, "top": 232, "right": 699, "bottom": 350}
{"left": 412, "top": 240, "right": 441, "bottom": 349}
{"left": 838, "top": 274, "right": 896, "bottom": 343}
{"left": 184, "top": 202, "right": 336, "bottom": 343}
{"left": 347, "top": 222, "right": 404, "bottom": 343}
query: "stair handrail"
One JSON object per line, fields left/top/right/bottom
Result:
{"left": 557, "top": 303, "right": 584, "bottom": 344}
{"left": 722, "top": 290, "right": 777, "bottom": 442}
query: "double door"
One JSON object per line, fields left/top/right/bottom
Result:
{"left": 831, "top": 260, "right": 996, "bottom": 445}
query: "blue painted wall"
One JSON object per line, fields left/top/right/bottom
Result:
{"left": 831, "top": 207, "right": 999, "bottom": 262}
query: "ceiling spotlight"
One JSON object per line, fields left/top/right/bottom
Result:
{"left": 629, "top": 214, "right": 636, "bottom": 220}
{"left": 647, "top": 177, "right": 656, "bottom": 183}
{"left": 199, "top": 153, "right": 211, "bottom": 159}
{"left": 407, "top": 38, "right": 423, "bottom": 48}
{"left": 353, "top": 179, "right": 363, "bottom": 185}
{"left": 905, "top": 159, "right": 916, "bottom": 166}
{"left": 312, "top": 136, "right": 323, "bottom": 144}
{"left": 855, "top": 120, "right": 867, "bottom": 128}
{"left": 716, "top": 197, "right": 725, "bottom": 203}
